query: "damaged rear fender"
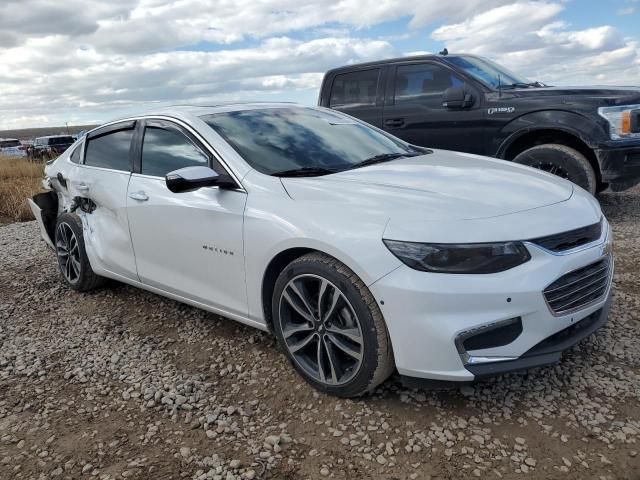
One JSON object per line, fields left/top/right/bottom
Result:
{"left": 28, "top": 191, "right": 59, "bottom": 249}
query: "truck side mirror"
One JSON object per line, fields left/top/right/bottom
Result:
{"left": 443, "top": 87, "right": 474, "bottom": 109}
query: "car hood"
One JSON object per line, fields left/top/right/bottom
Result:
{"left": 505, "top": 85, "right": 640, "bottom": 106}
{"left": 281, "top": 150, "right": 574, "bottom": 221}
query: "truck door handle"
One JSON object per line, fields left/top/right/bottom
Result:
{"left": 128, "top": 191, "right": 149, "bottom": 201}
{"left": 384, "top": 118, "right": 405, "bottom": 128}
{"left": 76, "top": 183, "right": 89, "bottom": 191}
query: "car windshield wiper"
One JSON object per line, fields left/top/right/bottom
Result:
{"left": 349, "top": 152, "right": 421, "bottom": 170}
{"left": 271, "top": 167, "right": 341, "bottom": 177}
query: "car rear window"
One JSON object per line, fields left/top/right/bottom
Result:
{"left": 329, "top": 69, "right": 380, "bottom": 108}
{"left": 69, "top": 144, "right": 82, "bottom": 164}
{"left": 0, "top": 140, "right": 21, "bottom": 148}
{"left": 84, "top": 129, "right": 133, "bottom": 171}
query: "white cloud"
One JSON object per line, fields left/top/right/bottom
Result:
{"left": 0, "top": 35, "right": 394, "bottom": 129}
{"left": 617, "top": 7, "right": 636, "bottom": 15}
{"left": 432, "top": 1, "right": 640, "bottom": 85}
{"left": 0, "top": 0, "right": 639, "bottom": 129}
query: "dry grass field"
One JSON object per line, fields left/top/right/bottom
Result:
{"left": 0, "top": 156, "right": 44, "bottom": 223}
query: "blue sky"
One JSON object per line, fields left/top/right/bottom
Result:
{"left": 0, "top": 0, "right": 638, "bottom": 129}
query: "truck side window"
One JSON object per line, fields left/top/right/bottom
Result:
{"left": 394, "top": 64, "right": 465, "bottom": 108}
{"left": 329, "top": 69, "right": 379, "bottom": 108}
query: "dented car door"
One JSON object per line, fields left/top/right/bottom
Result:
{"left": 125, "top": 119, "right": 248, "bottom": 317}
{"left": 73, "top": 121, "right": 138, "bottom": 281}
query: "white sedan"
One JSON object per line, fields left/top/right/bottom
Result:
{"left": 29, "top": 104, "right": 614, "bottom": 397}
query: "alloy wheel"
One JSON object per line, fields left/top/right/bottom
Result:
{"left": 278, "top": 274, "right": 364, "bottom": 386}
{"left": 56, "top": 222, "right": 81, "bottom": 284}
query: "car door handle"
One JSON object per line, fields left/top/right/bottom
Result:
{"left": 76, "top": 183, "right": 89, "bottom": 191}
{"left": 384, "top": 118, "right": 405, "bottom": 128}
{"left": 128, "top": 191, "right": 149, "bottom": 201}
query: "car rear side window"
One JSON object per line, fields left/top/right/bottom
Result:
{"left": 394, "top": 63, "right": 465, "bottom": 107}
{"left": 1, "top": 140, "right": 20, "bottom": 148}
{"left": 69, "top": 144, "right": 82, "bottom": 163}
{"left": 141, "top": 127, "right": 209, "bottom": 177}
{"left": 329, "top": 69, "right": 379, "bottom": 108}
{"left": 84, "top": 129, "right": 133, "bottom": 171}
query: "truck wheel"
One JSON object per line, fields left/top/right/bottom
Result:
{"left": 596, "top": 182, "right": 609, "bottom": 194}
{"left": 54, "top": 213, "right": 105, "bottom": 292}
{"left": 513, "top": 144, "right": 597, "bottom": 195}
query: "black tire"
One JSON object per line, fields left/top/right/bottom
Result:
{"left": 596, "top": 181, "right": 609, "bottom": 194}
{"left": 271, "top": 252, "right": 395, "bottom": 398}
{"left": 513, "top": 144, "right": 597, "bottom": 195}
{"left": 54, "top": 213, "right": 105, "bottom": 292}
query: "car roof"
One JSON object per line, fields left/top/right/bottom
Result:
{"left": 145, "top": 101, "right": 300, "bottom": 117}
{"left": 0, "top": 138, "right": 20, "bottom": 141}
{"left": 86, "top": 102, "right": 318, "bottom": 135}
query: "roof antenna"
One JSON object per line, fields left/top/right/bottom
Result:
{"left": 439, "top": 47, "right": 448, "bottom": 56}
{"left": 498, "top": 73, "right": 502, "bottom": 98}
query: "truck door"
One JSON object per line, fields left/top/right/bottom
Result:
{"left": 382, "top": 62, "right": 484, "bottom": 153}
{"left": 325, "top": 68, "right": 384, "bottom": 128}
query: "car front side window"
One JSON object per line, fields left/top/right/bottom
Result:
{"left": 140, "top": 126, "right": 210, "bottom": 178}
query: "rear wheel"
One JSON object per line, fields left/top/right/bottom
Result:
{"left": 513, "top": 144, "right": 597, "bottom": 195}
{"left": 55, "top": 213, "right": 105, "bottom": 291}
{"left": 271, "top": 253, "right": 394, "bottom": 397}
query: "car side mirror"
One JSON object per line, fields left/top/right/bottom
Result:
{"left": 165, "top": 166, "right": 236, "bottom": 193}
{"left": 442, "top": 87, "right": 474, "bottom": 109}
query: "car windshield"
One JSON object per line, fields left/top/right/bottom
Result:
{"left": 0, "top": 140, "right": 20, "bottom": 148}
{"left": 49, "top": 136, "right": 74, "bottom": 145}
{"left": 444, "top": 55, "right": 533, "bottom": 89}
{"left": 201, "top": 107, "right": 416, "bottom": 175}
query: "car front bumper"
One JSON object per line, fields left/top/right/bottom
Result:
{"left": 369, "top": 225, "right": 614, "bottom": 382}
{"left": 596, "top": 141, "right": 640, "bottom": 191}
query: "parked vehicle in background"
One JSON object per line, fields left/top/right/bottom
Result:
{"left": 29, "top": 104, "right": 612, "bottom": 397}
{"left": 27, "top": 135, "right": 75, "bottom": 160}
{"left": 319, "top": 53, "right": 640, "bottom": 195}
{"left": 0, "top": 138, "right": 27, "bottom": 157}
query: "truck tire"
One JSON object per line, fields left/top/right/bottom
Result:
{"left": 513, "top": 144, "right": 597, "bottom": 195}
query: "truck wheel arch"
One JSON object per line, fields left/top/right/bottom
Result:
{"left": 497, "top": 127, "right": 602, "bottom": 184}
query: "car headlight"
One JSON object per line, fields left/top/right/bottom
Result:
{"left": 383, "top": 240, "right": 531, "bottom": 274}
{"left": 598, "top": 104, "right": 640, "bottom": 140}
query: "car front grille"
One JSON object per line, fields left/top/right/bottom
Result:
{"left": 543, "top": 257, "right": 611, "bottom": 315}
{"left": 529, "top": 220, "right": 602, "bottom": 253}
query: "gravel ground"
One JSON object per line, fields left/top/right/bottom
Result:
{"left": 0, "top": 188, "right": 639, "bottom": 480}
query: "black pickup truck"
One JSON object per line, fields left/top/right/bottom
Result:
{"left": 27, "top": 135, "right": 75, "bottom": 160}
{"left": 319, "top": 53, "right": 640, "bottom": 194}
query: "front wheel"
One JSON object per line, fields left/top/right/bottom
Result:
{"left": 54, "top": 213, "right": 105, "bottom": 292}
{"left": 271, "top": 253, "right": 394, "bottom": 397}
{"left": 513, "top": 144, "right": 597, "bottom": 195}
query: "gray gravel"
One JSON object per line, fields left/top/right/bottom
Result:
{"left": 0, "top": 187, "right": 638, "bottom": 479}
